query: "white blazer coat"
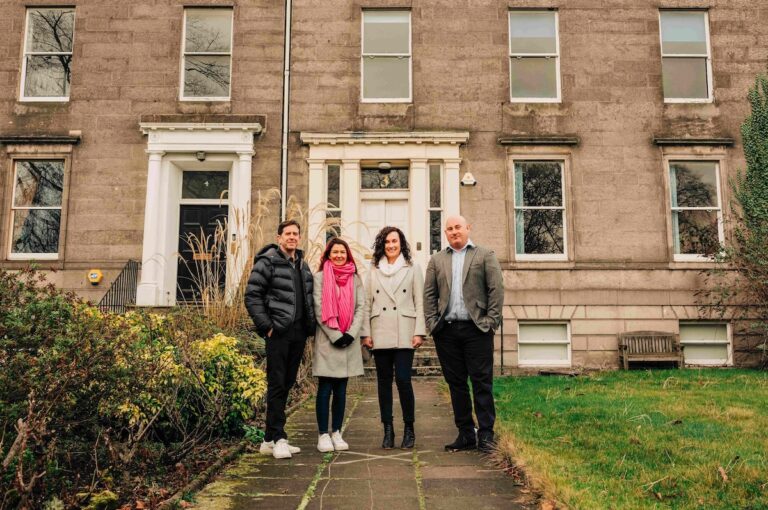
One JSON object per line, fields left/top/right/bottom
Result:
{"left": 361, "top": 263, "right": 427, "bottom": 350}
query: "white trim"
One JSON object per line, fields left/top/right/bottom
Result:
{"left": 179, "top": 7, "right": 234, "bottom": 102}
{"left": 508, "top": 10, "right": 561, "bottom": 103}
{"left": 680, "top": 321, "right": 732, "bottom": 367}
{"left": 658, "top": 10, "right": 714, "bottom": 103}
{"left": 517, "top": 321, "right": 572, "bottom": 368}
{"left": 360, "top": 10, "right": 412, "bottom": 103}
{"left": 19, "top": 7, "right": 76, "bottom": 102}
{"left": 301, "top": 131, "right": 468, "bottom": 146}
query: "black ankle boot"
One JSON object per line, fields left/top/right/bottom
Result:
{"left": 382, "top": 422, "right": 395, "bottom": 449}
{"left": 401, "top": 423, "right": 415, "bottom": 449}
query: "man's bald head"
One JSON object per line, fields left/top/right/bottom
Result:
{"left": 444, "top": 215, "right": 471, "bottom": 250}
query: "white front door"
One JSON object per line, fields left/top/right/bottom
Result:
{"left": 359, "top": 199, "right": 409, "bottom": 258}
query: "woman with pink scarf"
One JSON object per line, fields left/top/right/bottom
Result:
{"left": 312, "top": 237, "right": 366, "bottom": 452}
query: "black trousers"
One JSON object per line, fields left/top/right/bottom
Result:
{"left": 434, "top": 321, "right": 495, "bottom": 437}
{"left": 373, "top": 348, "right": 415, "bottom": 424}
{"left": 316, "top": 377, "right": 348, "bottom": 433}
{"left": 264, "top": 323, "right": 307, "bottom": 442}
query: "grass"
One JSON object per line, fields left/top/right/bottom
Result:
{"left": 493, "top": 369, "right": 768, "bottom": 510}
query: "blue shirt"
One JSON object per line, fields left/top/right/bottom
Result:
{"left": 445, "top": 240, "right": 475, "bottom": 321}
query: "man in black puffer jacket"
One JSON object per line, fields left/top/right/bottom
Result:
{"left": 245, "top": 219, "right": 315, "bottom": 459}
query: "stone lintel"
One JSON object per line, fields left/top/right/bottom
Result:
{"left": 0, "top": 134, "right": 81, "bottom": 145}
{"left": 498, "top": 135, "right": 580, "bottom": 146}
{"left": 653, "top": 137, "right": 735, "bottom": 147}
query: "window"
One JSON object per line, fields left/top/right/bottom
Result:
{"left": 21, "top": 8, "right": 75, "bottom": 101}
{"left": 513, "top": 160, "right": 566, "bottom": 259}
{"left": 361, "top": 10, "right": 411, "bottom": 102}
{"left": 659, "top": 10, "right": 712, "bottom": 101}
{"left": 9, "top": 160, "right": 64, "bottom": 258}
{"left": 429, "top": 164, "right": 443, "bottom": 254}
{"left": 509, "top": 10, "right": 560, "bottom": 102}
{"left": 181, "top": 8, "right": 233, "bottom": 100}
{"left": 518, "top": 323, "right": 570, "bottom": 367}
{"left": 669, "top": 161, "right": 723, "bottom": 259}
{"left": 680, "top": 322, "right": 731, "bottom": 366}
{"left": 326, "top": 164, "right": 341, "bottom": 240}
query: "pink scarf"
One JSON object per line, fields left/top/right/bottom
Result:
{"left": 321, "top": 260, "right": 356, "bottom": 333}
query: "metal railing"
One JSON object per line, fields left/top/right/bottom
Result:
{"left": 98, "top": 260, "right": 140, "bottom": 314}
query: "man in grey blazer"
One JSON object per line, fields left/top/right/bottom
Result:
{"left": 424, "top": 215, "right": 504, "bottom": 452}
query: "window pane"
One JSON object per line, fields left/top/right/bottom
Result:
{"left": 27, "top": 9, "right": 75, "bottom": 53}
{"left": 515, "top": 162, "right": 562, "bottom": 207}
{"left": 12, "top": 209, "right": 61, "bottom": 254}
{"left": 509, "top": 11, "right": 557, "bottom": 54}
{"left": 363, "top": 57, "right": 410, "bottom": 99}
{"left": 674, "top": 210, "right": 719, "bottom": 254}
{"left": 662, "top": 57, "right": 708, "bottom": 99}
{"left": 184, "top": 55, "right": 231, "bottom": 97}
{"left": 519, "top": 343, "right": 569, "bottom": 363}
{"left": 510, "top": 57, "right": 557, "bottom": 98}
{"left": 361, "top": 168, "right": 409, "bottom": 189}
{"left": 185, "top": 9, "right": 232, "bottom": 53}
{"left": 683, "top": 344, "right": 728, "bottom": 364}
{"left": 430, "top": 210, "right": 442, "bottom": 254}
{"left": 182, "top": 171, "right": 229, "bottom": 199}
{"left": 519, "top": 323, "right": 568, "bottom": 343}
{"left": 429, "top": 164, "right": 441, "bottom": 208}
{"left": 671, "top": 162, "right": 718, "bottom": 207}
{"left": 14, "top": 161, "right": 64, "bottom": 207}
{"left": 326, "top": 210, "right": 341, "bottom": 242}
{"left": 680, "top": 324, "right": 727, "bottom": 342}
{"left": 327, "top": 164, "right": 340, "bottom": 207}
{"left": 660, "top": 11, "right": 707, "bottom": 55}
{"left": 517, "top": 209, "right": 564, "bottom": 255}
{"left": 24, "top": 55, "right": 71, "bottom": 97}
{"left": 363, "top": 11, "right": 410, "bottom": 54}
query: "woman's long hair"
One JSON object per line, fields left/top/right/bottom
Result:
{"left": 318, "top": 237, "right": 357, "bottom": 273}
{"left": 371, "top": 226, "right": 412, "bottom": 268}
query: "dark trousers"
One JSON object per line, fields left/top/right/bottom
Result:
{"left": 316, "top": 377, "right": 348, "bottom": 433}
{"left": 264, "top": 323, "right": 307, "bottom": 442}
{"left": 434, "top": 321, "right": 495, "bottom": 437}
{"left": 373, "top": 348, "right": 415, "bottom": 424}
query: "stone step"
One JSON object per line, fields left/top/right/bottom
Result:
{"left": 364, "top": 364, "right": 443, "bottom": 377}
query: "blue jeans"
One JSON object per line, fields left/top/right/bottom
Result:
{"left": 316, "top": 377, "right": 348, "bottom": 433}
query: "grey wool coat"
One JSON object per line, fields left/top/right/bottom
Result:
{"left": 312, "top": 271, "right": 366, "bottom": 378}
{"left": 360, "top": 263, "right": 427, "bottom": 349}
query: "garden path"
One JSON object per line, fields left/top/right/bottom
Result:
{"left": 192, "top": 380, "right": 531, "bottom": 510}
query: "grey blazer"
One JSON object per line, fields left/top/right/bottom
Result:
{"left": 423, "top": 244, "right": 504, "bottom": 335}
{"left": 312, "top": 272, "right": 366, "bottom": 378}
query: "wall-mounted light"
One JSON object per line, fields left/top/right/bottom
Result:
{"left": 377, "top": 161, "right": 392, "bottom": 174}
{"left": 460, "top": 171, "right": 477, "bottom": 186}
{"left": 196, "top": 151, "right": 206, "bottom": 162}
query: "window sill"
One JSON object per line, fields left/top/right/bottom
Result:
{"left": 663, "top": 98, "right": 713, "bottom": 104}
{"left": 179, "top": 97, "right": 232, "bottom": 102}
{"left": 18, "top": 97, "right": 70, "bottom": 103}
{"left": 509, "top": 98, "right": 561, "bottom": 104}
{"left": 360, "top": 98, "right": 412, "bottom": 104}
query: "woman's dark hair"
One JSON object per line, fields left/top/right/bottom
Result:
{"left": 371, "top": 226, "right": 412, "bottom": 268}
{"left": 318, "top": 237, "right": 357, "bottom": 273}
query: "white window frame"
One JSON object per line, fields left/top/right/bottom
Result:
{"left": 658, "top": 9, "right": 713, "bottom": 104}
{"left": 512, "top": 158, "right": 568, "bottom": 261}
{"left": 517, "top": 321, "right": 571, "bottom": 368}
{"left": 179, "top": 7, "right": 234, "bottom": 102}
{"left": 19, "top": 7, "right": 75, "bottom": 103}
{"left": 508, "top": 9, "right": 561, "bottom": 103}
{"left": 325, "top": 163, "right": 342, "bottom": 240}
{"left": 7, "top": 159, "right": 66, "bottom": 260}
{"left": 428, "top": 162, "right": 444, "bottom": 254}
{"left": 680, "top": 322, "right": 732, "bottom": 366}
{"left": 361, "top": 10, "right": 412, "bottom": 103}
{"left": 667, "top": 159, "right": 724, "bottom": 262}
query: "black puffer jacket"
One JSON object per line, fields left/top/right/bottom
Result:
{"left": 244, "top": 244, "right": 316, "bottom": 337}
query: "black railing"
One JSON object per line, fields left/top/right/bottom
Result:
{"left": 98, "top": 260, "right": 140, "bottom": 314}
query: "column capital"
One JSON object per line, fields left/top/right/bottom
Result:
{"left": 307, "top": 158, "right": 326, "bottom": 169}
{"left": 443, "top": 158, "right": 462, "bottom": 167}
{"left": 341, "top": 159, "right": 360, "bottom": 168}
{"left": 145, "top": 150, "right": 165, "bottom": 159}
{"left": 409, "top": 158, "right": 429, "bottom": 167}
{"left": 237, "top": 150, "right": 255, "bottom": 158}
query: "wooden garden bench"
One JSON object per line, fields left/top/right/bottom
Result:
{"left": 618, "top": 331, "right": 683, "bottom": 369}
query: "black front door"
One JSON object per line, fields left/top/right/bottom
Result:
{"left": 177, "top": 204, "right": 228, "bottom": 303}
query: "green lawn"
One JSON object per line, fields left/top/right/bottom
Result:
{"left": 494, "top": 369, "right": 768, "bottom": 510}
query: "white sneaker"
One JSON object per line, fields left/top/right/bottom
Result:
{"left": 260, "top": 440, "right": 301, "bottom": 455}
{"left": 331, "top": 431, "right": 349, "bottom": 451}
{"left": 317, "top": 433, "right": 334, "bottom": 452}
{"left": 272, "top": 438, "right": 292, "bottom": 459}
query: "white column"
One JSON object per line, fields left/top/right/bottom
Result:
{"left": 340, "top": 159, "right": 361, "bottom": 241}
{"left": 307, "top": 159, "right": 326, "bottom": 257}
{"left": 227, "top": 151, "right": 254, "bottom": 298}
{"left": 444, "top": 158, "right": 462, "bottom": 218}
{"left": 136, "top": 150, "right": 165, "bottom": 306}
{"left": 409, "top": 158, "right": 429, "bottom": 270}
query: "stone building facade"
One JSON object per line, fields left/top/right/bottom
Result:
{"left": 1, "top": 1, "right": 766, "bottom": 369}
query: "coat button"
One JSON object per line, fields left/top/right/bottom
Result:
{"left": 393, "top": 306, "right": 397, "bottom": 310}
{"left": 403, "top": 289, "right": 406, "bottom": 293}
{"left": 383, "top": 307, "right": 387, "bottom": 311}
{"left": 376, "top": 290, "right": 380, "bottom": 293}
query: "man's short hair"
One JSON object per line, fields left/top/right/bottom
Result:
{"left": 277, "top": 219, "right": 301, "bottom": 235}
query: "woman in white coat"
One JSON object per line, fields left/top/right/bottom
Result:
{"left": 313, "top": 237, "right": 366, "bottom": 453}
{"left": 361, "top": 226, "right": 426, "bottom": 449}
